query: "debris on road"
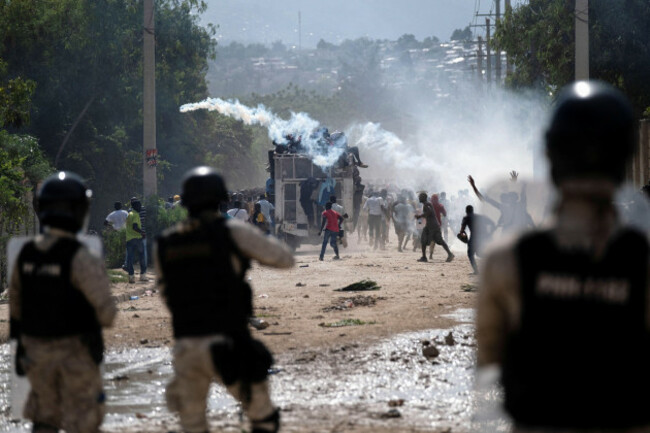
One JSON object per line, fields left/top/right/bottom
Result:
{"left": 319, "top": 318, "right": 377, "bottom": 328}
{"left": 250, "top": 318, "right": 270, "bottom": 330}
{"left": 335, "top": 280, "right": 380, "bottom": 292}
{"left": 380, "top": 408, "right": 402, "bottom": 418}
{"left": 422, "top": 345, "right": 440, "bottom": 359}
{"left": 322, "top": 295, "right": 386, "bottom": 312}
{"left": 296, "top": 282, "right": 306, "bottom": 287}
{"left": 388, "top": 399, "right": 405, "bottom": 407}
{"left": 444, "top": 332, "right": 456, "bottom": 346}
{"left": 461, "top": 283, "right": 477, "bottom": 292}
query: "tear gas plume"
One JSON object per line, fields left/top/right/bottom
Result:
{"left": 348, "top": 86, "right": 551, "bottom": 197}
{"left": 180, "top": 98, "right": 345, "bottom": 168}
{"left": 181, "top": 85, "right": 551, "bottom": 202}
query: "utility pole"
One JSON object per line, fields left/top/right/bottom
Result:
{"left": 505, "top": 0, "right": 512, "bottom": 77}
{"left": 143, "top": 0, "right": 157, "bottom": 198}
{"left": 575, "top": 0, "right": 589, "bottom": 80}
{"left": 495, "top": 0, "right": 501, "bottom": 83}
{"left": 486, "top": 18, "right": 492, "bottom": 85}
{"left": 477, "top": 36, "right": 484, "bottom": 82}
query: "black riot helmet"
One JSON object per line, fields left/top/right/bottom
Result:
{"left": 181, "top": 166, "right": 228, "bottom": 217}
{"left": 545, "top": 80, "right": 636, "bottom": 186}
{"left": 37, "top": 171, "right": 91, "bottom": 233}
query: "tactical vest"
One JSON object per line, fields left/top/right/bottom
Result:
{"left": 157, "top": 217, "right": 252, "bottom": 338}
{"left": 503, "top": 228, "right": 650, "bottom": 429}
{"left": 19, "top": 238, "right": 101, "bottom": 338}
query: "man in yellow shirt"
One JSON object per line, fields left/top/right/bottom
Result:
{"left": 126, "top": 198, "right": 146, "bottom": 283}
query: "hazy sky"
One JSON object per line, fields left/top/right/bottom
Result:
{"left": 200, "top": 0, "right": 511, "bottom": 48}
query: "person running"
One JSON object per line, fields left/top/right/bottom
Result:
{"left": 156, "top": 166, "right": 293, "bottom": 433}
{"left": 392, "top": 196, "right": 413, "bottom": 252}
{"left": 458, "top": 205, "right": 495, "bottom": 274}
{"left": 329, "top": 195, "right": 348, "bottom": 248}
{"left": 318, "top": 202, "right": 343, "bottom": 261}
{"left": 477, "top": 81, "right": 650, "bottom": 433}
{"left": 415, "top": 192, "right": 454, "bottom": 263}
{"left": 363, "top": 192, "right": 385, "bottom": 250}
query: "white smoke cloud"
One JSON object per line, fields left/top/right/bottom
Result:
{"left": 180, "top": 97, "right": 346, "bottom": 168}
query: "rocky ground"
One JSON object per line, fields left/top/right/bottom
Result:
{"left": 0, "top": 235, "right": 486, "bottom": 433}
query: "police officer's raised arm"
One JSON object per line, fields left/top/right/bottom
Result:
{"left": 227, "top": 219, "right": 294, "bottom": 268}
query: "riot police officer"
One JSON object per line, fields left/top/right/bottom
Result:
{"left": 9, "top": 171, "right": 116, "bottom": 433}
{"left": 155, "top": 166, "right": 294, "bottom": 433}
{"left": 476, "top": 81, "right": 650, "bottom": 432}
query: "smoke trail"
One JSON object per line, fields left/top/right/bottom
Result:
{"left": 180, "top": 97, "right": 346, "bottom": 168}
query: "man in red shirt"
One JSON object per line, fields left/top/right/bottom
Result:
{"left": 319, "top": 202, "right": 343, "bottom": 261}
{"left": 430, "top": 193, "right": 447, "bottom": 226}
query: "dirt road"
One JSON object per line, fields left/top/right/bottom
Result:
{"left": 0, "top": 235, "right": 484, "bottom": 432}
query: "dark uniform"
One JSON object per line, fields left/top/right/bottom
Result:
{"left": 477, "top": 81, "right": 650, "bottom": 432}
{"left": 10, "top": 172, "right": 116, "bottom": 433}
{"left": 156, "top": 166, "right": 293, "bottom": 433}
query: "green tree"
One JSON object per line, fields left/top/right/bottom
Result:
{"left": 450, "top": 25, "right": 473, "bottom": 41}
{"left": 0, "top": 0, "right": 227, "bottom": 228}
{"left": 494, "top": 0, "right": 650, "bottom": 114}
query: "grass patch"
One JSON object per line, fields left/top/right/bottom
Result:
{"left": 334, "top": 280, "right": 380, "bottom": 292}
{"left": 461, "top": 284, "right": 478, "bottom": 292}
{"left": 255, "top": 313, "right": 280, "bottom": 319}
{"left": 108, "top": 270, "right": 129, "bottom": 284}
{"left": 319, "top": 318, "right": 377, "bottom": 328}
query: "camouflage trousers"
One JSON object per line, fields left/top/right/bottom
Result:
{"left": 166, "top": 336, "right": 276, "bottom": 433}
{"left": 21, "top": 335, "right": 105, "bottom": 433}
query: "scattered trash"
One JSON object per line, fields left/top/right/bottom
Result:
{"left": 144, "top": 290, "right": 153, "bottom": 296}
{"left": 461, "top": 284, "right": 478, "bottom": 292}
{"left": 319, "top": 318, "right": 377, "bottom": 328}
{"left": 140, "top": 339, "right": 149, "bottom": 345}
{"left": 445, "top": 332, "right": 456, "bottom": 346}
{"left": 380, "top": 408, "right": 402, "bottom": 418}
{"left": 129, "top": 296, "right": 139, "bottom": 301}
{"left": 296, "top": 282, "right": 306, "bottom": 287}
{"left": 135, "top": 413, "right": 147, "bottom": 419}
{"left": 267, "top": 367, "right": 284, "bottom": 375}
{"left": 250, "top": 318, "right": 270, "bottom": 330}
{"left": 335, "top": 280, "right": 380, "bottom": 292}
{"left": 388, "top": 399, "right": 405, "bottom": 407}
{"left": 133, "top": 314, "right": 140, "bottom": 318}
{"left": 263, "top": 332, "right": 292, "bottom": 336}
{"left": 258, "top": 294, "right": 269, "bottom": 299}
{"left": 323, "top": 295, "right": 386, "bottom": 312}
{"left": 319, "top": 284, "right": 330, "bottom": 287}
{"left": 303, "top": 295, "right": 309, "bottom": 298}
{"left": 422, "top": 345, "right": 440, "bottom": 359}
{"left": 111, "top": 375, "right": 129, "bottom": 381}
{"left": 299, "top": 264, "right": 309, "bottom": 268}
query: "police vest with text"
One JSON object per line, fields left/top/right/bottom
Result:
{"left": 157, "top": 217, "right": 253, "bottom": 338}
{"left": 18, "top": 238, "right": 101, "bottom": 337}
{"left": 503, "top": 229, "right": 650, "bottom": 429}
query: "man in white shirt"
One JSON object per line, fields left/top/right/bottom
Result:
{"left": 104, "top": 202, "right": 128, "bottom": 230}
{"left": 363, "top": 192, "right": 385, "bottom": 250}
{"left": 256, "top": 194, "right": 275, "bottom": 229}
{"left": 227, "top": 201, "right": 250, "bottom": 222}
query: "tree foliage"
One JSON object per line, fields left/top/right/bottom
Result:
{"left": 494, "top": 0, "right": 650, "bottom": 114}
{"left": 0, "top": 0, "right": 262, "bottom": 228}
